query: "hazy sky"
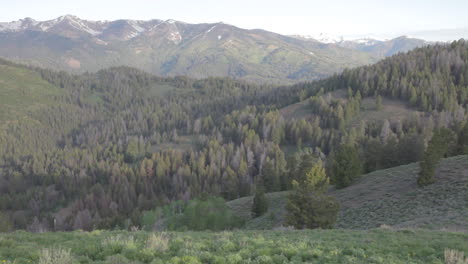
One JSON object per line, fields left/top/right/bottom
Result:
{"left": 1, "top": 0, "right": 467, "bottom": 38}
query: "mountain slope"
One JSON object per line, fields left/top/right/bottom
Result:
{"left": 227, "top": 155, "right": 468, "bottom": 230}
{"left": 337, "top": 36, "right": 429, "bottom": 57}
{"left": 0, "top": 59, "right": 64, "bottom": 122}
{"left": 290, "top": 35, "right": 429, "bottom": 57}
{"left": 0, "top": 15, "right": 378, "bottom": 83}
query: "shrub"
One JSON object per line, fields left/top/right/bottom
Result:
{"left": 38, "top": 248, "right": 75, "bottom": 264}
{"left": 0, "top": 213, "right": 12, "bottom": 232}
{"left": 146, "top": 233, "right": 170, "bottom": 253}
{"left": 102, "top": 234, "right": 137, "bottom": 253}
{"left": 105, "top": 254, "right": 132, "bottom": 264}
{"left": 444, "top": 248, "right": 467, "bottom": 264}
{"left": 141, "top": 210, "right": 159, "bottom": 231}
{"left": 160, "top": 197, "right": 244, "bottom": 231}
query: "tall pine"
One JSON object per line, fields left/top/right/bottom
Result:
{"left": 331, "top": 144, "right": 362, "bottom": 188}
{"left": 286, "top": 161, "right": 339, "bottom": 229}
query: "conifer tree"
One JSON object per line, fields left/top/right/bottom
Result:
{"left": 286, "top": 161, "right": 339, "bottom": 229}
{"left": 418, "top": 128, "right": 456, "bottom": 186}
{"left": 376, "top": 95, "right": 383, "bottom": 110}
{"left": 261, "top": 159, "right": 280, "bottom": 192}
{"left": 331, "top": 144, "right": 362, "bottom": 188}
{"left": 456, "top": 122, "right": 468, "bottom": 155}
{"left": 252, "top": 187, "right": 268, "bottom": 217}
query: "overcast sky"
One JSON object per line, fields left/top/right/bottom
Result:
{"left": 1, "top": 0, "right": 467, "bottom": 39}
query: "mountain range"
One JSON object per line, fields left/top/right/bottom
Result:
{"left": 0, "top": 15, "right": 429, "bottom": 83}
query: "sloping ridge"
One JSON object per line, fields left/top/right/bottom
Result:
{"left": 227, "top": 155, "right": 468, "bottom": 231}
{"left": 334, "top": 155, "right": 468, "bottom": 230}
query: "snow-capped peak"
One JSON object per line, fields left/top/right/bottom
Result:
{"left": 56, "top": 15, "right": 102, "bottom": 36}
{"left": 352, "top": 38, "right": 378, "bottom": 46}
{"left": 292, "top": 33, "right": 344, "bottom": 44}
{"left": 59, "top": 14, "right": 80, "bottom": 21}
{"left": 0, "top": 17, "right": 38, "bottom": 32}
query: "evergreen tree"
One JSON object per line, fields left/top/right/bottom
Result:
{"left": 456, "top": 122, "right": 468, "bottom": 155}
{"left": 251, "top": 188, "right": 268, "bottom": 217}
{"left": 376, "top": 95, "right": 383, "bottom": 110}
{"left": 286, "top": 161, "right": 339, "bottom": 229}
{"left": 303, "top": 160, "right": 329, "bottom": 193}
{"left": 297, "top": 154, "right": 315, "bottom": 183}
{"left": 418, "top": 128, "right": 456, "bottom": 186}
{"left": 331, "top": 145, "right": 362, "bottom": 188}
{"left": 261, "top": 159, "right": 280, "bottom": 192}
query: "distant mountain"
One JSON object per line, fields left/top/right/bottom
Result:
{"left": 290, "top": 33, "right": 345, "bottom": 44}
{"left": 337, "top": 36, "right": 429, "bottom": 57}
{"left": 405, "top": 27, "right": 468, "bottom": 42}
{"left": 0, "top": 15, "right": 379, "bottom": 83}
{"left": 292, "top": 34, "right": 429, "bottom": 57}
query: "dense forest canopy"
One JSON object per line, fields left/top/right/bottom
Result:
{"left": 0, "top": 40, "right": 466, "bottom": 231}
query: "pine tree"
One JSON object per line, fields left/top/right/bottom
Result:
{"left": 418, "top": 128, "right": 456, "bottom": 186}
{"left": 252, "top": 187, "right": 268, "bottom": 217}
{"left": 286, "top": 161, "right": 339, "bottom": 229}
{"left": 456, "top": 122, "right": 468, "bottom": 155}
{"left": 261, "top": 159, "right": 280, "bottom": 192}
{"left": 303, "top": 160, "right": 329, "bottom": 193}
{"left": 331, "top": 144, "right": 362, "bottom": 188}
{"left": 375, "top": 95, "right": 383, "bottom": 110}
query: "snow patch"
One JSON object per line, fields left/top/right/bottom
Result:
{"left": 125, "top": 31, "right": 139, "bottom": 40}
{"left": 93, "top": 38, "right": 108, "bottom": 45}
{"left": 353, "top": 38, "right": 377, "bottom": 46}
{"left": 0, "top": 21, "right": 22, "bottom": 31}
{"left": 33, "top": 15, "right": 102, "bottom": 36}
{"left": 149, "top": 22, "right": 163, "bottom": 31}
{"left": 65, "top": 17, "right": 101, "bottom": 35}
{"left": 122, "top": 20, "right": 146, "bottom": 40}
{"left": 313, "top": 33, "right": 343, "bottom": 44}
{"left": 168, "top": 31, "right": 182, "bottom": 44}
{"left": 206, "top": 25, "right": 217, "bottom": 33}
{"left": 0, "top": 18, "right": 38, "bottom": 32}
{"left": 128, "top": 20, "right": 145, "bottom": 33}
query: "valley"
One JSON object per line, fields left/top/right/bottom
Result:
{"left": 0, "top": 7, "right": 467, "bottom": 264}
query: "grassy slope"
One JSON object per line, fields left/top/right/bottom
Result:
{"left": 280, "top": 89, "right": 422, "bottom": 125}
{"left": 0, "top": 63, "right": 64, "bottom": 122}
{"left": 227, "top": 155, "right": 468, "bottom": 231}
{"left": 334, "top": 155, "right": 468, "bottom": 230}
{"left": 0, "top": 229, "right": 466, "bottom": 263}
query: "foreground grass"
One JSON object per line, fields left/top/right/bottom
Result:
{"left": 0, "top": 229, "right": 467, "bottom": 263}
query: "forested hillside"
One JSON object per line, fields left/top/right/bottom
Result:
{"left": 0, "top": 40, "right": 467, "bottom": 232}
